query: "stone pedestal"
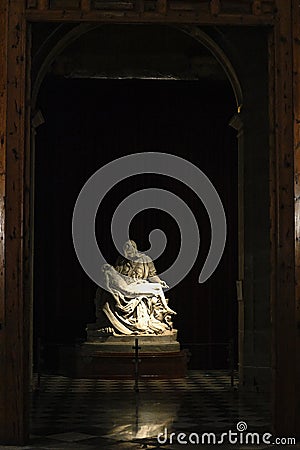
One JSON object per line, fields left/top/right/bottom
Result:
{"left": 59, "top": 325, "right": 189, "bottom": 379}
{"left": 86, "top": 324, "right": 180, "bottom": 352}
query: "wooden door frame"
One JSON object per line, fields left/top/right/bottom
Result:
{"left": 0, "top": 0, "right": 299, "bottom": 444}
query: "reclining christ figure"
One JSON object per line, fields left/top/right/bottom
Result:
{"left": 95, "top": 240, "right": 176, "bottom": 335}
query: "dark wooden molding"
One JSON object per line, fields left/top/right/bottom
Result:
{"left": 271, "top": 0, "right": 297, "bottom": 437}
{"left": 292, "top": 0, "right": 300, "bottom": 438}
{"left": 252, "top": 0, "right": 262, "bottom": 15}
{"left": 25, "top": 0, "right": 276, "bottom": 23}
{"left": 0, "top": 0, "right": 299, "bottom": 444}
{"left": 25, "top": 4, "right": 275, "bottom": 24}
{"left": 0, "top": 0, "right": 29, "bottom": 445}
{"left": 25, "top": 11, "right": 275, "bottom": 25}
{"left": 210, "top": 0, "right": 221, "bottom": 16}
{"left": 0, "top": 0, "right": 8, "bottom": 438}
{"left": 80, "top": 0, "right": 91, "bottom": 12}
{"left": 157, "top": 0, "right": 167, "bottom": 15}
{"left": 37, "top": 0, "right": 49, "bottom": 10}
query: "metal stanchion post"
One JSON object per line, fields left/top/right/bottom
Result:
{"left": 132, "top": 338, "right": 141, "bottom": 392}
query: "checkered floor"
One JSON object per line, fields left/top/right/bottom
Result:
{"left": 1, "top": 371, "right": 298, "bottom": 449}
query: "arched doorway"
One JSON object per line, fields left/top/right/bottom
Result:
{"left": 32, "top": 24, "right": 240, "bottom": 375}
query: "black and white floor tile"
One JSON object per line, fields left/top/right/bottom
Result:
{"left": 1, "top": 371, "right": 298, "bottom": 449}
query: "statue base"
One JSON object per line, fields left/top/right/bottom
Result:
{"left": 86, "top": 324, "right": 180, "bottom": 352}
{"left": 58, "top": 326, "right": 189, "bottom": 379}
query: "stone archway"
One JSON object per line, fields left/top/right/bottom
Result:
{"left": 31, "top": 22, "right": 243, "bottom": 377}
{"left": 31, "top": 24, "right": 243, "bottom": 111}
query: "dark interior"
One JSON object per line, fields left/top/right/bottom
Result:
{"left": 34, "top": 73, "right": 238, "bottom": 370}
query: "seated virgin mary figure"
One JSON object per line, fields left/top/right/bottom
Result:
{"left": 95, "top": 240, "right": 176, "bottom": 335}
